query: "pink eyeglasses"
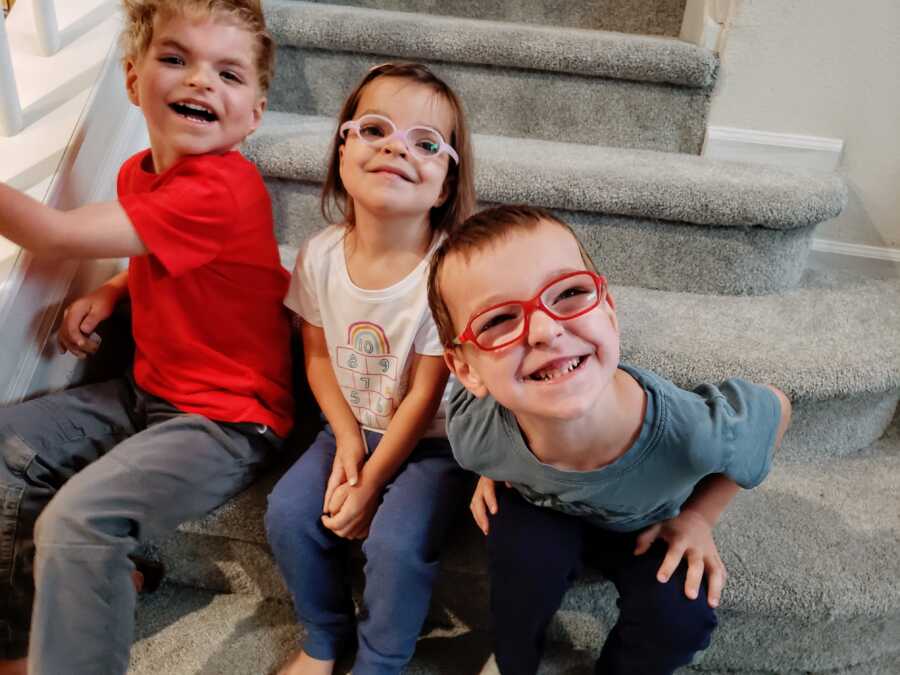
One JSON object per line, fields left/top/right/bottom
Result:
{"left": 340, "top": 114, "right": 459, "bottom": 163}
{"left": 454, "top": 271, "right": 609, "bottom": 351}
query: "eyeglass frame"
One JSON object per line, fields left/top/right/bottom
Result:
{"left": 339, "top": 114, "right": 460, "bottom": 164}
{"left": 452, "top": 270, "right": 609, "bottom": 352}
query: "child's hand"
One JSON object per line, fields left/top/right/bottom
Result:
{"left": 470, "top": 476, "right": 499, "bottom": 535}
{"left": 634, "top": 509, "right": 726, "bottom": 608}
{"left": 57, "top": 288, "right": 117, "bottom": 358}
{"left": 321, "top": 478, "right": 380, "bottom": 540}
{"left": 323, "top": 435, "right": 366, "bottom": 513}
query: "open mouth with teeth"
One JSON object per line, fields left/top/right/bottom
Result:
{"left": 524, "top": 355, "right": 588, "bottom": 382}
{"left": 170, "top": 101, "right": 218, "bottom": 123}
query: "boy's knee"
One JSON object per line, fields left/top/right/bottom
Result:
{"left": 33, "top": 486, "right": 94, "bottom": 547}
{"left": 620, "top": 578, "right": 717, "bottom": 651}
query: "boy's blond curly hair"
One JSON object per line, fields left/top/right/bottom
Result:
{"left": 120, "top": 0, "right": 274, "bottom": 94}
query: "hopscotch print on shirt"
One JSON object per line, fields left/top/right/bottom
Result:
{"left": 335, "top": 322, "right": 399, "bottom": 430}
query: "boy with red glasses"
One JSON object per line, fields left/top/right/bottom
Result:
{"left": 427, "top": 205, "right": 792, "bottom": 675}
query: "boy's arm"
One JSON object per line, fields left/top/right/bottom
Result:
{"left": 322, "top": 352, "right": 449, "bottom": 539}
{"left": 0, "top": 183, "right": 146, "bottom": 259}
{"left": 635, "top": 385, "right": 792, "bottom": 608}
{"left": 59, "top": 270, "right": 130, "bottom": 358}
{"left": 299, "top": 320, "right": 368, "bottom": 511}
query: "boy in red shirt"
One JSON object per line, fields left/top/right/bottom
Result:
{"left": 0, "top": 2, "right": 293, "bottom": 673}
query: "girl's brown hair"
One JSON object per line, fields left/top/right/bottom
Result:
{"left": 321, "top": 62, "right": 475, "bottom": 235}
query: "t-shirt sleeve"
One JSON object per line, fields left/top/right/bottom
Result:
{"left": 687, "top": 378, "right": 783, "bottom": 489}
{"left": 118, "top": 159, "right": 237, "bottom": 277}
{"left": 413, "top": 312, "right": 444, "bottom": 357}
{"left": 284, "top": 238, "right": 322, "bottom": 326}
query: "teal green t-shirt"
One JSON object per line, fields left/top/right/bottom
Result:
{"left": 447, "top": 363, "right": 782, "bottom": 532}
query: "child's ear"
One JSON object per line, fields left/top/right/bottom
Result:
{"left": 433, "top": 176, "right": 452, "bottom": 209}
{"left": 444, "top": 349, "right": 489, "bottom": 399}
{"left": 124, "top": 60, "right": 140, "bottom": 106}
{"left": 605, "top": 290, "right": 619, "bottom": 334}
{"left": 247, "top": 97, "right": 266, "bottom": 135}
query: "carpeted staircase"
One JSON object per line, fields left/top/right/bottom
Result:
{"left": 129, "top": 1, "right": 900, "bottom": 673}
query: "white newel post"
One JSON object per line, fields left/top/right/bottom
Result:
{"left": 0, "top": 12, "right": 22, "bottom": 136}
{"left": 33, "top": 0, "right": 60, "bottom": 56}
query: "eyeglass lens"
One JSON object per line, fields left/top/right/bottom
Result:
{"left": 355, "top": 115, "right": 443, "bottom": 158}
{"left": 470, "top": 272, "right": 601, "bottom": 349}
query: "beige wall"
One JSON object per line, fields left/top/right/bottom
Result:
{"left": 707, "top": 0, "right": 900, "bottom": 250}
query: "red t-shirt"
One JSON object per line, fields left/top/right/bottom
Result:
{"left": 118, "top": 149, "right": 294, "bottom": 437}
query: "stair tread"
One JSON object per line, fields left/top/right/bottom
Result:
{"left": 246, "top": 112, "right": 846, "bottom": 229}
{"left": 265, "top": 0, "right": 717, "bottom": 88}
{"left": 130, "top": 581, "right": 900, "bottom": 674}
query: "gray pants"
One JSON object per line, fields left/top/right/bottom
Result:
{"left": 0, "top": 377, "right": 279, "bottom": 673}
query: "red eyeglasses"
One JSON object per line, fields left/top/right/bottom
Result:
{"left": 453, "top": 271, "right": 608, "bottom": 351}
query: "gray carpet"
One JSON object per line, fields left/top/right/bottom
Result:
{"left": 297, "top": 0, "right": 688, "bottom": 36}
{"left": 263, "top": 2, "right": 716, "bottom": 152}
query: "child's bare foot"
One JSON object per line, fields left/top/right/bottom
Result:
{"left": 132, "top": 569, "right": 145, "bottom": 592}
{"left": 277, "top": 650, "right": 335, "bottom": 675}
{"left": 0, "top": 658, "right": 27, "bottom": 675}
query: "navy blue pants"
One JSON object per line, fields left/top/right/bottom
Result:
{"left": 265, "top": 426, "right": 471, "bottom": 675}
{"left": 488, "top": 488, "right": 717, "bottom": 675}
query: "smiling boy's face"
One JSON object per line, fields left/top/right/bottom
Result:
{"left": 125, "top": 11, "right": 266, "bottom": 173}
{"left": 442, "top": 220, "right": 621, "bottom": 423}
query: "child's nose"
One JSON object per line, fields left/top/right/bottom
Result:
{"left": 186, "top": 65, "right": 214, "bottom": 90}
{"left": 526, "top": 309, "right": 564, "bottom": 347}
{"left": 380, "top": 132, "right": 408, "bottom": 158}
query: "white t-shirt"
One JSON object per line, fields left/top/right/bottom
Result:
{"left": 285, "top": 225, "right": 447, "bottom": 436}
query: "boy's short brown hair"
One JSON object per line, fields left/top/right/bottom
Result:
{"left": 120, "top": 0, "right": 274, "bottom": 94}
{"left": 321, "top": 62, "right": 476, "bottom": 236}
{"left": 428, "top": 205, "right": 598, "bottom": 348}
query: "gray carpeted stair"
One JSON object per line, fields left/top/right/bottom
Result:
{"left": 299, "top": 0, "right": 688, "bottom": 36}
{"left": 137, "top": 415, "right": 900, "bottom": 674}
{"left": 244, "top": 112, "right": 846, "bottom": 295}
{"left": 263, "top": 1, "right": 717, "bottom": 153}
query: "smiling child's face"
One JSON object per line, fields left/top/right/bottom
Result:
{"left": 442, "top": 220, "right": 621, "bottom": 422}
{"left": 338, "top": 76, "right": 454, "bottom": 222}
{"left": 125, "top": 11, "right": 266, "bottom": 173}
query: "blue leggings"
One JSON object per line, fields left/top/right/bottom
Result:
{"left": 488, "top": 487, "right": 718, "bottom": 675}
{"left": 265, "top": 426, "right": 470, "bottom": 675}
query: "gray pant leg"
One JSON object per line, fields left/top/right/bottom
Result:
{"left": 28, "top": 406, "right": 273, "bottom": 675}
{"left": 0, "top": 378, "right": 138, "bottom": 660}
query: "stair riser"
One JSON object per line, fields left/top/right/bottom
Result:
{"left": 550, "top": 605, "right": 900, "bottom": 673}
{"left": 151, "top": 530, "right": 491, "bottom": 630}
{"left": 298, "top": 0, "right": 688, "bottom": 36}
{"left": 268, "top": 49, "right": 711, "bottom": 154}
{"left": 152, "top": 530, "right": 900, "bottom": 674}
{"left": 266, "top": 179, "right": 814, "bottom": 296}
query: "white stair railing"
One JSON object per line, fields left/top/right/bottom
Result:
{"left": 0, "top": 12, "right": 23, "bottom": 136}
{"left": 33, "top": 0, "right": 60, "bottom": 56}
{"left": 1, "top": 0, "right": 115, "bottom": 137}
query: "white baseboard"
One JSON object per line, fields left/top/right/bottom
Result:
{"left": 703, "top": 126, "right": 844, "bottom": 172}
{"left": 809, "top": 238, "right": 900, "bottom": 277}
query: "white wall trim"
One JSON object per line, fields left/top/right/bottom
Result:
{"left": 811, "top": 238, "right": 900, "bottom": 263}
{"left": 703, "top": 125, "right": 844, "bottom": 173}
{"left": 680, "top": 0, "right": 735, "bottom": 51}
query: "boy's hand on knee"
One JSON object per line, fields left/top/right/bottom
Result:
{"left": 634, "top": 510, "right": 727, "bottom": 609}
{"left": 471, "top": 476, "right": 499, "bottom": 535}
{"left": 58, "top": 292, "right": 113, "bottom": 358}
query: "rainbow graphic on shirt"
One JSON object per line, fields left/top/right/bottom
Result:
{"left": 347, "top": 321, "right": 390, "bottom": 356}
